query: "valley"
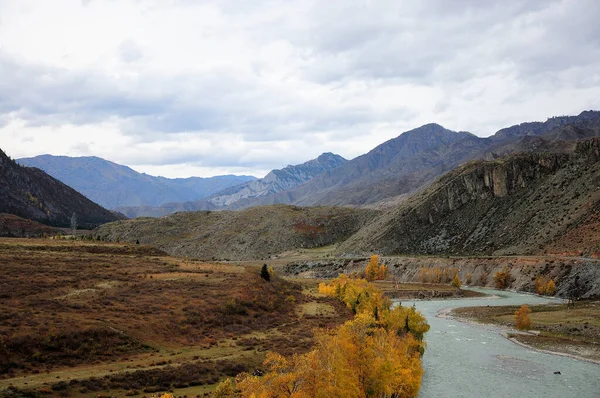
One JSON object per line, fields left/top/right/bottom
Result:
{"left": 0, "top": 238, "right": 354, "bottom": 397}
{"left": 2, "top": 111, "right": 600, "bottom": 397}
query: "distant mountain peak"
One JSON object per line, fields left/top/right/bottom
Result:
{"left": 17, "top": 155, "right": 256, "bottom": 209}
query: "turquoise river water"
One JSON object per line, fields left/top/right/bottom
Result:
{"left": 396, "top": 289, "right": 600, "bottom": 398}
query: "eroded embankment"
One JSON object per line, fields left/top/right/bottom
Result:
{"left": 283, "top": 255, "right": 600, "bottom": 299}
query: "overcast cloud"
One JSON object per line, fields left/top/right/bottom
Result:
{"left": 1, "top": 0, "right": 599, "bottom": 178}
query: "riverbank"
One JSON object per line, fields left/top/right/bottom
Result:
{"left": 452, "top": 300, "right": 600, "bottom": 363}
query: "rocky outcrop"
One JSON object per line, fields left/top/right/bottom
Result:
{"left": 337, "top": 139, "right": 600, "bottom": 257}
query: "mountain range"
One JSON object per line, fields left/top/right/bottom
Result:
{"left": 17, "top": 155, "right": 256, "bottom": 209}
{"left": 109, "top": 110, "right": 600, "bottom": 217}
{"left": 14, "top": 110, "right": 600, "bottom": 220}
{"left": 116, "top": 152, "right": 348, "bottom": 218}
{"left": 0, "top": 149, "right": 123, "bottom": 228}
{"left": 93, "top": 137, "right": 600, "bottom": 261}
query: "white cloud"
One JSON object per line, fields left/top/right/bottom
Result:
{"left": 0, "top": 0, "right": 599, "bottom": 177}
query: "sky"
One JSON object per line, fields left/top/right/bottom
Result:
{"left": 1, "top": 0, "right": 599, "bottom": 178}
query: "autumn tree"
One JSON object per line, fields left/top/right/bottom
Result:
{"left": 493, "top": 269, "right": 511, "bottom": 289}
{"left": 545, "top": 279, "right": 556, "bottom": 295}
{"left": 535, "top": 276, "right": 548, "bottom": 295}
{"left": 365, "top": 255, "right": 388, "bottom": 281}
{"left": 212, "top": 378, "right": 235, "bottom": 398}
{"left": 420, "top": 268, "right": 428, "bottom": 283}
{"left": 515, "top": 304, "right": 532, "bottom": 330}
{"left": 240, "top": 276, "right": 429, "bottom": 398}
{"left": 451, "top": 274, "right": 461, "bottom": 288}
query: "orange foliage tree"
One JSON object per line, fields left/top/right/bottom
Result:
{"left": 451, "top": 274, "right": 461, "bottom": 288}
{"left": 237, "top": 276, "right": 430, "bottom": 398}
{"left": 365, "top": 255, "right": 388, "bottom": 281}
{"left": 545, "top": 279, "right": 556, "bottom": 295}
{"left": 515, "top": 304, "right": 532, "bottom": 330}
{"left": 493, "top": 269, "right": 511, "bottom": 289}
{"left": 535, "top": 276, "right": 548, "bottom": 294}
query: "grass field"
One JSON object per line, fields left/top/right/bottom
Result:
{"left": 453, "top": 302, "right": 600, "bottom": 362}
{"left": 0, "top": 238, "right": 352, "bottom": 397}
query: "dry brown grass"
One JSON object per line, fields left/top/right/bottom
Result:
{"left": 0, "top": 238, "right": 352, "bottom": 397}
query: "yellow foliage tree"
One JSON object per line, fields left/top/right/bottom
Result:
{"left": 515, "top": 304, "right": 532, "bottom": 330}
{"left": 545, "top": 279, "right": 556, "bottom": 295}
{"left": 212, "top": 378, "right": 235, "bottom": 398}
{"left": 451, "top": 274, "right": 461, "bottom": 288}
{"left": 365, "top": 255, "right": 380, "bottom": 281}
{"left": 441, "top": 268, "right": 449, "bottom": 284}
{"left": 420, "top": 267, "right": 428, "bottom": 283}
{"left": 535, "top": 276, "right": 548, "bottom": 295}
{"left": 237, "top": 312, "right": 425, "bottom": 398}
{"left": 427, "top": 268, "right": 436, "bottom": 283}
{"left": 365, "top": 255, "right": 388, "bottom": 281}
{"left": 269, "top": 275, "right": 431, "bottom": 398}
{"left": 493, "top": 269, "right": 511, "bottom": 289}
{"left": 378, "top": 263, "right": 389, "bottom": 280}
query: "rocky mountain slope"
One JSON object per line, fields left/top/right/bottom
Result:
{"left": 118, "top": 152, "right": 347, "bottom": 218}
{"left": 269, "top": 111, "right": 600, "bottom": 209}
{"left": 83, "top": 110, "right": 600, "bottom": 218}
{"left": 93, "top": 204, "right": 379, "bottom": 260}
{"left": 17, "top": 155, "right": 255, "bottom": 209}
{"left": 209, "top": 152, "right": 347, "bottom": 208}
{"left": 337, "top": 138, "right": 600, "bottom": 257}
{"left": 0, "top": 149, "right": 123, "bottom": 228}
{"left": 251, "top": 124, "right": 484, "bottom": 208}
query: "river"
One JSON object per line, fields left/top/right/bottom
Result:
{"left": 398, "top": 289, "right": 600, "bottom": 398}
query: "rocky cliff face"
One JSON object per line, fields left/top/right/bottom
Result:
{"left": 337, "top": 139, "right": 600, "bottom": 257}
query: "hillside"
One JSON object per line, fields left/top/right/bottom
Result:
{"left": 93, "top": 205, "right": 379, "bottom": 260}
{"left": 248, "top": 124, "right": 483, "bottom": 208}
{"left": 337, "top": 138, "right": 600, "bottom": 257}
{"left": 0, "top": 149, "right": 123, "bottom": 228}
{"left": 0, "top": 238, "right": 351, "bottom": 395}
{"left": 268, "top": 112, "right": 600, "bottom": 209}
{"left": 0, "top": 213, "right": 61, "bottom": 237}
{"left": 118, "top": 152, "right": 347, "bottom": 218}
{"left": 17, "top": 155, "right": 255, "bottom": 209}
